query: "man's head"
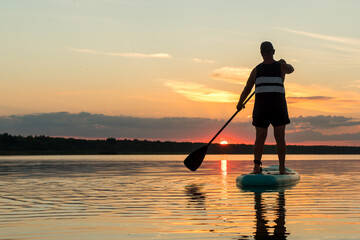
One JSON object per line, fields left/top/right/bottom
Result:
{"left": 260, "top": 41, "right": 275, "bottom": 57}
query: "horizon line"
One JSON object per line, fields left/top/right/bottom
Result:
{"left": 2, "top": 133, "right": 359, "bottom": 148}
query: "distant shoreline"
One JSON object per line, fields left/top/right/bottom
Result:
{"left": 0, "top": 133, "right": 359, "bottom": 155}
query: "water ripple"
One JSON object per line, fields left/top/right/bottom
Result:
{"left": 0, "top": 156, "right": 360, "bottom": 239}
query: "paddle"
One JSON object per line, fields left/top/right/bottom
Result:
{"left": 184, "top": 92, "right": 255, "bottom": 171}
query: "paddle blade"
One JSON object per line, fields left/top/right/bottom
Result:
{"left": 184, "top": 146, "right": 208, "bottom": 172}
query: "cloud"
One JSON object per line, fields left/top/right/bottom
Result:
{"left": 289, "top": 115, "right": 360, "bottom": 130}
{"left": 192, "top": 58, "right": 215, "bottom": 64}
{"left": 210, "top": 67, "right": 251, "bottom": 84}
{"left": 284, "top": 82, "right": 360, "bottom": 113}
{"left": 57, "top": 90, "right": 118, "bottom": 95}
{"left": 289, "top": 96, "right": 334, "bottom": 100}
{"left": 67, "top": 47, "right": 172, "bottom": 59}
{"left": 324, "top": 45, "right": 360, "bottom": 54}
{"left": 287, "top": 130, "right": 360, "bottom": 143}
{"left": 0, "top": 112, "right": 359, "bottom": 145}
{"left": 46, "top": 14, "right": 120, "bottom": 24}
{"left": 277, "top": 27, "right": 360, "bottom": 45}
{"left": 162, "top": 78, "right": 359, "bottom": 114}
{"left": 344, "top": 80, "right": 360, "bottom": 89}
{"left": 287, "top": 96, "right": 334, "bottom": 102}
{"left": 0, "top": 112, "right": 251, "bottom": 142}
{"left": 68, "top": 47, "right": 216, "bottom": 63}
{"left": 163, "top": 80, "right": 238, "bottom": 103}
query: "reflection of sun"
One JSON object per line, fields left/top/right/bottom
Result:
{"left": 220, "top": 140, "right": 228, "bottom": 145}
{"left": 221, "top": 159, "right": 227, "bottom": 173}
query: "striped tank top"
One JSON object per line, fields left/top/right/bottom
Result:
{"left": 255, "top": 61, "right": 284, "bottom": 94}
{"left": 252, "top": 61, "right": 290, "bottom": 127}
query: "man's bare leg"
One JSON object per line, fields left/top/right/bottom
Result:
{"left": 252, "top": 127, "right": 268, "bottom": 174}
{"left": 274, "top": 125, "right": 287, "bottom": 174}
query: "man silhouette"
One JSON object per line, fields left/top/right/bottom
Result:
{"left": 237, "top": 41, "right": 294, "bottom": 174}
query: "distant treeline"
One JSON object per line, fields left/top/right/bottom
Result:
{"left": 0, "top": 133, "right": 359, "bottom": 155}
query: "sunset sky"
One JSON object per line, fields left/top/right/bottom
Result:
{"left": 1, "top": 0, "right": 359, "bottom": 145}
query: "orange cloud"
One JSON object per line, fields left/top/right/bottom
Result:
{"left": 57, "top": 90, "right": 118, "bottom": 95}
{"left": 211, "top": 67, "right": 251, "bottom": 84}
{"left": 286, "top": 82, "right": 360, "bottom": 114}
{"left": 192, "top": 58, "right": 215, "bottom": 64}
{"left": 67, "top": 47, "right": 172, "bottom": 59}
{"left": 343, "top": 80, "right": 360, "bottom": 89}
{"left": 287, "top": 96, "right": 335, "bottom": 104}
{"left": 163, "top": 80, "right": 238, "bottom": 103}
{"left": 162, "top": 77, "right": 359, "bottom": 118}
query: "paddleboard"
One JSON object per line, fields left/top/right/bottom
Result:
{"left": 236, "top": 165, "right": 300, "bottom": 187}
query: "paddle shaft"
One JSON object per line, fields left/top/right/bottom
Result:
{"left": 207, "top": 91, "right": 255, "bottom": 146}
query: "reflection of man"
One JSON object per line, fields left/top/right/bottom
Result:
{"left": 237, "top": 41, "right": 294, "bottom": 174}
{"left": 185, "top": 184, "right": 206, "bottom": 209}
{"left": 253, "top": 191, "right": 287, "bottom": 240}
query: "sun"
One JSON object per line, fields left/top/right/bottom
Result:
{"left": 220, "top": 140, "right": 228, "bottom": 145}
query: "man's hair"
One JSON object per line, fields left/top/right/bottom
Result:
{"left": 260, "top": 41, "right": 274, "bottom": 54}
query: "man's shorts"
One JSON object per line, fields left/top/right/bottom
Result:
{"left": 252, "top": 93, "right": 290, "bottom": 128}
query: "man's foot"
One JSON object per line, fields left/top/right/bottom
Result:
{"left": 279, "top": 166, "right": 289, "bottom": 175}
{"left": 250, "top": 166, "right": 262, "bottom": 174}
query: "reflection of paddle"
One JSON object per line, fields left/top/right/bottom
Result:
{"left": 184, "top": 92, "right": 255, "bottom": 171}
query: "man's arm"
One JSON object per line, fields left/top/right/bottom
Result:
{"left": 279, "top": 59, "right": 294, "bottom": 73}
{"left": 237, "top": 68, "right": 256, "bottom": 110}
{"left": 279, "top": 59, "right": 294, "bottom": 82}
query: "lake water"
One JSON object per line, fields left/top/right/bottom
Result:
{"left": 1, "top": 154, "right": 360, "bottom": 239}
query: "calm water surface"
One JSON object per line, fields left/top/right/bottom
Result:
{"left": 0, "top": 154, "right": 360, "bottom": 239}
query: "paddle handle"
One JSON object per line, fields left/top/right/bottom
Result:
{"left": 207, "top": 91, "right": 255, "bottom": 146}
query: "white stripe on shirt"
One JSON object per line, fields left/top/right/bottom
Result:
{"left": 255, "top": 86, "right": 285, "bottom": 94}
{"left": 255, "top": 76, "right": 283, "bottom": 85}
